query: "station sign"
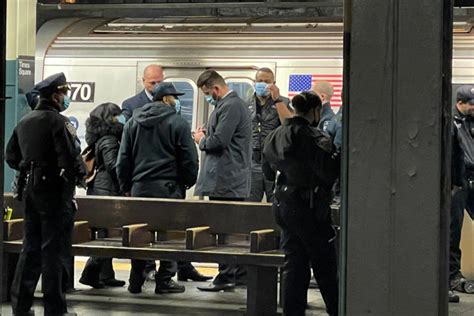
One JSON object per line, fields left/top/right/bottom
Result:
{"left": 67, "top": 82, "right": 95, "bottom": 103}
{"left": 18, "top": 56, "right": 35, "bottom": 95}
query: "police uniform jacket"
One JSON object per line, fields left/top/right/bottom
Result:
{"left": 318, "top": 102, "right": 336, "bottom": 134}
{"left": 117, "top": 102, "right": 198, "bottom": 194}
{"left": 453, "top": 106, "right": 474, "bottom": 170}
{"left": 263, "top": 116, "right": 337, "bottom": 191}
{"left": 195, "top": 91, "right": 252, "bottom": 198}
{"left": 248, "top": 94, "right": 290, "bottom": 164}
{"left": 6, "top": 100, "right": 81, "bottom": 190}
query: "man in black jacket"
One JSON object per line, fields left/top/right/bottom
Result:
{"left": 247, "top": 67, "right": 292, "bottom": 202}
{"left": 263, "top": 91, "right": 339, "bottom": 316}
{"left": 450, "top": 85, "right": 474, "bottom": 296}
{"left": 117, "top": 82, "right": 200, "bottom": 294}
{"left": 6, "top": 73, "right": 82, "bottom": 316}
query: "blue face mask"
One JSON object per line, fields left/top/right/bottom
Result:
{"left": 255, "top": 82, "right": 270, "bottom": 97}
{"left": 205, "top": 95, "right": 217, "bottom": 106}
{"left": 115, "top": 114, "right": 126, "bottom": 125}
{"left": 59, "top": 95, "right": 71, "bottom": 112}
{"left": 174, "top": 99, "right": 181, "bottom": 114}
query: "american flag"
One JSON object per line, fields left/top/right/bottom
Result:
{"left": 288, "top": 74, "right": 343, "bottom": 109}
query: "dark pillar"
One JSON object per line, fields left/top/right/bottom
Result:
{"left": 0, "top": 0, "right": 8, "bottom": 304}
{"left": 341, "top": 0, "right": 452, "bottom": 315}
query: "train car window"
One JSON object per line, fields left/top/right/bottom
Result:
{"left": 226, "top": 80, "right": 254, "bottom": 101}
{"left": 163, "top": 79, "right": 196, "bottom": 127}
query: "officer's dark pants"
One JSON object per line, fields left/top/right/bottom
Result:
{"left": 450, "top": 186, "right": 466, "bottom": 281}
{"left": 81, "top": 187, "right": 118, "bottom": 283}
{"left": 129, "top": 181, "right": 191, "bottom": 286}
{"left": 273, "top": 199, "right": 338, "bottom": 316}
{"left": 11, "top": 185, "right": 75, "bottom": 315}
{"left": 209, "top": 197, "right": 247, "bottom": 285}
{"left": 247, "top": 163, "right": 274, "bottom": 203}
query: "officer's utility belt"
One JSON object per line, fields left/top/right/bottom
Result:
{"left": 275, "top": 184, "right": 321, "bottom": 209}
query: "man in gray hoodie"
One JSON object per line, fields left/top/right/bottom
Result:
{"left": 117, "top": 83, "right": 199, "bottom": 295}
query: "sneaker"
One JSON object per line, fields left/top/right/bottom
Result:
{"left": 144, "top": 270, "right": 156, "bottom": 282}
{"left": 155, "top": 279, "right": 185, "bottom": 294}
{"left": 127, "top": 284, "right": 142, "bottom": 294}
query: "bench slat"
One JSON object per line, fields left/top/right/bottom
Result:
{"left": 3, "top": 219, "right": 23, "bottom": 241}
{"left": 186, "top": 226, "right": 216, "bottom": 250}
{"left": 122, "top": 223, "right": 153, "bottom": 247}
{"left": 72, "top": 221, "right": 91, "bottom": 244}
{"left": 250, "top": 229, "right": 278, "bottom": 253}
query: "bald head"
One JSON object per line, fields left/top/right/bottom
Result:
{"left": 142, "top": 65, "right": 164, "bottom": 93}
{"left": 311, "top": 81, "right": 334, "bottom": 104}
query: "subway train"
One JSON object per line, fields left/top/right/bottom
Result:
{"left": 36, "top": 18, "right": 474, "bottom": 140}
{"left": 35, "top": 17, "right": 474, "bottom": 193}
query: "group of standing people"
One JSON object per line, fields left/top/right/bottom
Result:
{"left": 5, "top": 65, "right": 343, "bottom": 316}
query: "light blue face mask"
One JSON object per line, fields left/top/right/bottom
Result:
{"left": 205, "top": 95, "right": 217, "bottom": 106}
{"left": 115, "top": 114, "right": 126, "bottom": 125}
{"left": 174, "top": 99, "right": 181, "bottom": 114}
{"left": 255, "top": 82, "right": 270, "bottom": 97}
{"left": 59, "top": 95, "right": 71, "bottom": 112}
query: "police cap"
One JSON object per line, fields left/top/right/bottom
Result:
{"left": 33, "top": 72, "right": 70, "bottom": 97}
{"left": 456, "top": 85, "right": 474, "bottom": 104}
{"left": 152, "top": 82, "right": 185, "bottom": 101}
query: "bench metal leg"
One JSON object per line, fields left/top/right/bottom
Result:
{"left": 2, "top": 252, "right": 19, "bottom": 302}
{"left": 247, "top": 265, "right": 278, "bottom": 316}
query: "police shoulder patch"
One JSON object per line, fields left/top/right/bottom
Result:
{"left": 65, "top": 121, "right": 77, "bottom": 138}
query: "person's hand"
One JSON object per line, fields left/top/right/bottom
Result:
{"left": 267, "top": 84, "right": 281, "bottom": 101}
{"left": 193, "top": 131, "right": 205, "bottom": 144}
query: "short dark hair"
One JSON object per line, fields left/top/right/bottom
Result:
{"left": 197, "top": 70, "right": 226, "bottom": 89}
{"left": 256, "top": 67, "right": 275, "bottom": 80}
{"left": 292, "top": 91, "right": 322, "bottom": 114}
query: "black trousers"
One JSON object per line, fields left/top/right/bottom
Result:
{"left": 450, "top": 186, "right": 466, "bottom": 280}
{"left": 129, "top": 180, "right": 194, "bottom": 286}
{"left": 273, "top": 198, "right": 338, "bottom": 316}
{"left": 11, "top": 186, "right": 75, "bottom": 315}
{"left": 209, "top": 197, "right": 247, "bottom": 285}
{"left": 247, "top": 164, "right": 275, "bottom": 203}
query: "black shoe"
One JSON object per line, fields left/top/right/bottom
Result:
{"left": 128, "top": 284, "right": 142, "bottom": 294}
{"left": 449, "top": 290, "right": 460, "bottom": 303}
{"left": 155, "top": 279, "right": 185, "bottom": 294}
{"left": 79, "top": 276, "right": 105, "bottom": 289}
{"left": 13, "top": 310, "right": 35, "bottom": 316}
{"left": 102, "top": 278, "right": 126, "bottom": 287}
{"left": 197, "top": 282, "right": 235, "bottom": 292}
{"left": 177, "top": 268, "right": 213, "bottom": 282}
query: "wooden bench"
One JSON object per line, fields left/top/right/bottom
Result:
{"left": 2, "top": 194, "right": 284, "bottom": 316}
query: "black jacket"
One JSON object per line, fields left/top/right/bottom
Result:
{"left": 117, "top": 102, "right": 198, "bottom": 193}
{"left": 6, "top": 100, "right": 82, "bottom": 192}
{"left": 248, "top": 94, "right": 290, "bottom": 155}
{"left": 453, "top": 106, "right": 474, "bottom": 170}
{"left": 263, "top": 116, "right": 338, "bottom": 191}
{"left": 89, "top": 135, "right": 121, "bottom": 195}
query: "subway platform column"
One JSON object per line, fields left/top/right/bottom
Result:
{"left": 5, "top": 0, "right": 37, "bottom": 190}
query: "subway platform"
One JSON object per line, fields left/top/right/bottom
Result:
{"left": 2, "top": 258, "right": 474, "bottom": 316}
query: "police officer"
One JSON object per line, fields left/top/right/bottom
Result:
{"left": 247, "top": 67, "right": 292, "bottom": 202}
{"left": 263, "top": 91, "right": 339, "bottom": 316}
{"left": 6, "top": 73, "right": 82, "bottom": 316}
{"left": 450, "top": 85, "right": 474, "bottom": 295}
